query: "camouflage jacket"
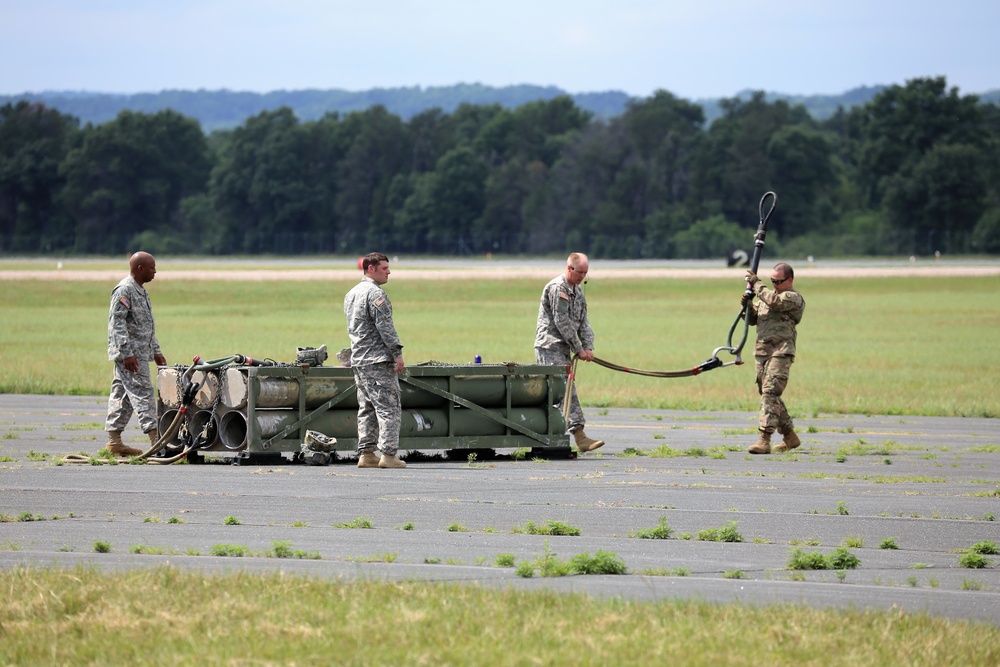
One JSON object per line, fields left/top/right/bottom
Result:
{"left": 748, "top": 283, "right": 805, "bottom": 357}
{"left": 107, "top": 275, "right": 161, "bottom": 362}
{"left": 343, "top": 277, "right": 403, "bottom": 366}
{"left": 534, "top": 275, "right": 595, "bottom": 355}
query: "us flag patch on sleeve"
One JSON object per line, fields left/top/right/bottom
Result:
{"left": 119, "top": 296, "right": 131, "bottom": 308}
{"left": 558, "top": 292, "right": 570, "bottom": 301}
{"left": 374, "top": 296, "right": 386, "bottom": 307}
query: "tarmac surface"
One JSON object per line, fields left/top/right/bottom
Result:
{"left": 1, "top": 394, "right": 998, "bottom": 624}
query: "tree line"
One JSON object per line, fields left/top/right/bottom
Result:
{"left": 6, "top": 82, "right": 934, "bottom": 132}
{"left": 2, "top": 76, "right": 998, "bottom": 259}
{"left": 1, "top": 84, "right": 634, "bottom": 133}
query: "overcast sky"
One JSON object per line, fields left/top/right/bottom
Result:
{"left": 2, "top": 0, "right": 998, "bottom": 100}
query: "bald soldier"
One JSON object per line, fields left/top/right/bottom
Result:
{"left": 104, "top": 252, "right": 167, "bottom": 457}
{"left": 535, "top": 252, "right": 605, "bottom": 453}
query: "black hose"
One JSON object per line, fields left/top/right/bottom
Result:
{"left": 726, "top": 191, "right": 777, "bottom": 359}
{"left": 580, "top": 192, "right": 777, "bottom": 380}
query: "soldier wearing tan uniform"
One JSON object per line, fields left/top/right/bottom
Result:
{"left": 535, "top": 252, "right": 605, "bottom": 453}
{"left": 742, "top": 262, "right": 805, "bottom": 454}
{"left": 104, "top": 251, "right": 167, "bottom": 457}
{"left": 344, "top": 252, "right": 407, "bottom": 469}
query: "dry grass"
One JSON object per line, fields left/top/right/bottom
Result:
{"left": 1, "top": 566, "right": 997, "bottom": 666}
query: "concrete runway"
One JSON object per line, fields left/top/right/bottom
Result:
{"left": 2, "top": 395, "right": 998, "bottom": 624}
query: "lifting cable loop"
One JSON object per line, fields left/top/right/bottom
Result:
{"left": 62, "top": 353, "right": 281, "bottom": 465}
{"left": 572, "top": 191, "right": 777, "bottom": 381}
{"left": 587, "top": 355, "right": 718, "bottom": 378}
{"left": 725, "top": 190, "right": 777, "bottom": 361}
{"left": 61, "top": 358, "right": 206, "bottom": 465}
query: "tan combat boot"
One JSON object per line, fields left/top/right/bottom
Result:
{"left": 773, "top": 429, "right": 801, "bottom": 453}
{"left": 357, "top": 450, "right": 380, "bottom": 468}
{"left": 146, "top": 428, "right": 160, "bottom": 453}
{"left": 748, "top": 432, "right": 771, "bottom": 455}
{"left": 105, "top": 430, "right": 142, "bottom": 457}
{"left": 573, "top": 428, "right": 605, "bottom": 453}
{"left": 378, "top": 453, "right": 407, "bottom": 469}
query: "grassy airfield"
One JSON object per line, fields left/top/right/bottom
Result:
{"left": 2, "top": 267, "right": 998, "bottom": 417}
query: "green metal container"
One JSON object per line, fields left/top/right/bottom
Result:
{"left": 159, "top": 362, "right": 571, "bottom": 458}
{"left": 214, "top": 366, "right": 553, "bottom": 410}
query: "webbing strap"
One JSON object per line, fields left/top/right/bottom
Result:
{"left": 578, "top": 191, "right": 776, "bottom": 381}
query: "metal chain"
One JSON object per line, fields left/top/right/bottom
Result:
{"left": 174, "top": 364, "right": 184, "bottom": 405}
{"left": 207, "top": 370, "right": 221, "bottom": 424}
{"left": 192, "top": 369, "right": 222, "bottom": 445}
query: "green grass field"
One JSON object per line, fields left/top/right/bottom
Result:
{"left": 2, "top": 273, "right": 998, "bottom": 417}
{"left": 1, "top": 566, "right": 997, "bottom": 666}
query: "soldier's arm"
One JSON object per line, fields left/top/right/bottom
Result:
{"left": 370, "top": 293, "right": 403, "bottom": 358}
{"left": 151, "top": 326, "right": 162, "bottom": 360}
{"left": 108, "top": 290, "right": 133, "bottom": 361}
{"left": 578, "top": 301, "right": 595, "bottom": 352}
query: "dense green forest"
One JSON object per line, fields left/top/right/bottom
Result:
{"left": 2, "top": 76, "right": 999, "bottom": 258}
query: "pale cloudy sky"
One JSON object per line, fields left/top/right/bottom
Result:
{"left": 2, "top": 0, "right": 997, "bottom": 100}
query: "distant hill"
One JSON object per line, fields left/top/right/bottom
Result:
{"left": 1, "top": 84, "right": 630, "bottom": 132}
{"left": 980, "top": 89, "right": 1000, "bottom": 104}
{"left": 695, "top": 85, "right": 891, "bottom": 123}
{"left": 3, "top": 83, "right": 998, "bottom": 132}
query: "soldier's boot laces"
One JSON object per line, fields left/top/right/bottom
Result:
{"left": 105, "top": 430, "right": 142, "bottom": 457}
{"left": 573, "top": 428, "right": 605, "bottom": 453}
{"left": 378, "top": 454, "right": 407, "bottom": 469}
{"left": 357, "top": 451, "right": 380, "bottom": 468}
{"left": 748, "top": 432, "right": 772, "bottom": 455}
{"left": 773, "top": 429, "right": 801, "bottom": 453}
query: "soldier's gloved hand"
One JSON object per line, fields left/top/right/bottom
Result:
{"left": 740, "top": 292, "right": 752, "bottom": 309}
{"left": 744, "top": 271, "right": 759, "bottom": 287}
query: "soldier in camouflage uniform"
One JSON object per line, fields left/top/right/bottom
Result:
{"left": 742, "top": 262, "right": 806, "bottom": 454}
{"left": 344, "top": 252, "right": 407, "bottom": 469}
{"left": 104, "top": 252, "right": 167, "bottom": 457}
{"left": 535, "top": 252, "right": 605, "bottom": 453}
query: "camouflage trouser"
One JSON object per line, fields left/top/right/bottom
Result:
{"left": 106, "top": 360, "right": 158, "bottom": 433}
{"left": 353, "top": 362, "right": 402, "bottom": 456}
{"left": 755, "top": 354, "right": 794, "bottom": 435}
{"left": 535, "top": 347, "right": 584, "bottom": 432}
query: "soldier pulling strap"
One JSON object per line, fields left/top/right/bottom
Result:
{"left": 584, "top": 191, "right": 777, "bottom": 378}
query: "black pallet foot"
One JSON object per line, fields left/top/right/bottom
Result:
{"left": 230, "top": 452, "right": 287, "bottom": 466}
{"left": 529, "top": 446, "right": 576, "bottom": 460}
